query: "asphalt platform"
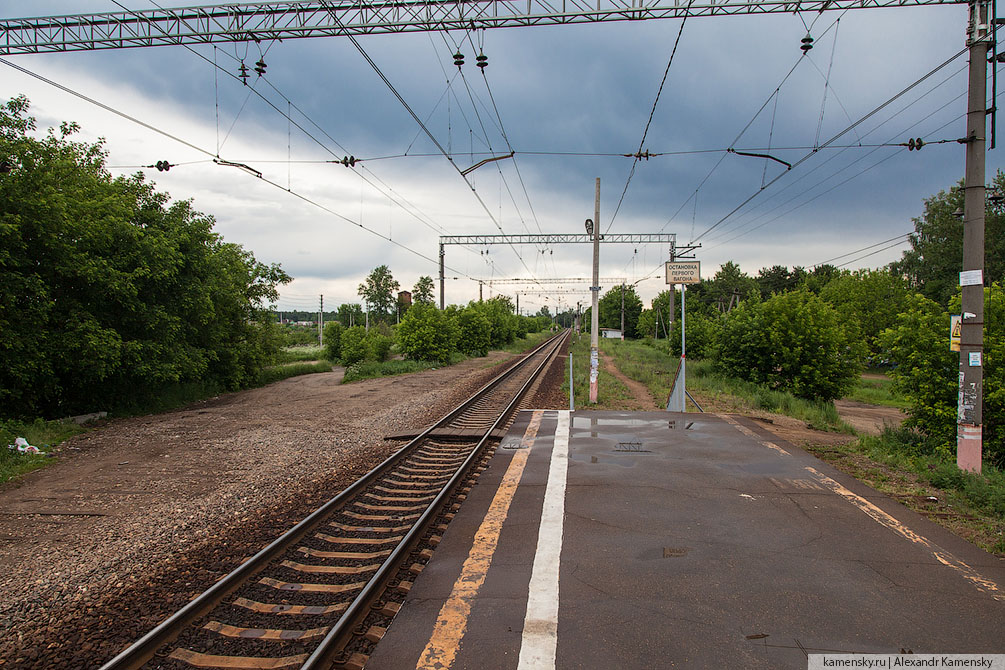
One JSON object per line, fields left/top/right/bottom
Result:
{"left": 366, "top": 410, "right": 1005, "bottom": 670}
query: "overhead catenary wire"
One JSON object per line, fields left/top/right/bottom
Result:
{"left": 689, "top": 43, "right": 970, "bottom": 244}
{"left": 118, "top": 0, "right": 456, "bottom": 239}
{"left": 813, "top": 232, "right": 912, "bottom": 267}
{"left": 700, "top": 65, "right": 977, "bottom": 249}
{"left": 316, "top": 3, "right": 543, "bottom": 287}
{"left": 1, "top": 58, "right": 479, "bottom": 281}
{"left": 607, "top": 0, "right": 696, "bottom": 235}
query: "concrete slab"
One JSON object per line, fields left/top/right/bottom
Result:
{"left": 366, "top": 411, "right": 1005, "bottom": 670}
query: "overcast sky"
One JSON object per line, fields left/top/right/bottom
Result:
{"left": 2, "top": 1, "right": 1000, "bottom": 312}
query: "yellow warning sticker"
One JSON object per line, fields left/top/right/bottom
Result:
{"left": 950, "top": 314, "right": 962, "bottom": 352}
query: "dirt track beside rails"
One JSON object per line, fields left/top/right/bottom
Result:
{"left": 0, "top": 344, "right": 565, "bottom": 670}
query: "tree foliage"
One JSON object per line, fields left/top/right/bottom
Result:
{"left": 819, "top": 268, "right": 911, "bottom": 360}
{"left": 881, "top": 288, "right": 1005, "bottom": 467}
{"left": 0, "top": 97, "right": 289, "bottom": 418}
{"left": 397, "top": 304, "right": 456, "bottom": 364}
{"left": 891, "top": 176, "right": 1005, "bottom": 307}
{"left": 358, "top": 265, "right": 399, "bottom": 321}
{"left": 598, "top": 285, "right": 643, "bottom": 337}
{"left": 455, "top": 306, "right": 492, "bottom": 357}
{"left": 713, "top": 290, "right": 865, "bottom": 401}
{"left": 413, "top": 275, "right": 435, "bottom": 305}
{"left": 323, "top": 321, "right": 344, "bottom": 362}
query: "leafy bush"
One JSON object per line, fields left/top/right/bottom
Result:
{"left": 713, "top": 290, "right": 865, "bottom": 401}
{"left": 881, "top": 287, "right": 1005, "bottom": 467}
{"left": 0, "top": 96, "right": 289, "bottom": 419}
{"left": 367, "top": 332, "right": 393, "bottom": 362}
{"left": 340, "top": 326, "right": 369, "bottom": 366}
{"left": 455, "top": 306, "right": 492, "bottom": 357}
{"left": 397, "top": 304, "right": 456, "bottom": 364}
{"left": 322, "top": 322, "right": 343, "bottom": 362}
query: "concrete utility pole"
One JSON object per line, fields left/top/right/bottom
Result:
{"left": 319, "top": 294, "right": 324, "bottom": 347}
{"left": 958, "top": 0, "right": 989, "bottom": 473}
{"left": 589, "top": 178, "right": 601, "bottom": 404}
{"left": 439, "top": 242, "right": 445, "bottom": 310}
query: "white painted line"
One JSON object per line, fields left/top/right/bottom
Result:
{"left": 517, "top": 410, "right": 570, "bottom": 670}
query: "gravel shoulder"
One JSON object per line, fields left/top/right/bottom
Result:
{"left": 0, "top": 348, "right": 554, "bottom": 669}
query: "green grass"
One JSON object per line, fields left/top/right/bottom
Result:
{"left": 585, "top": 338, "right": 852, "bottom": 431}
{"left": 563, "top": 336, "right": 639, "bottom": 410}
{"left": 275, "top": 345, "right": 325, "bottom": 364}
{"left": 342, "top": 359, "right": 445, "bottom": 383}
{"left": 258, "top": 360, "right": 333, "bottom": 385}
{"left": 809, "top": 428, "right": 1005, "bottom": 554}
{"left": 845, "top": 372, "right": 910, "bottom": 409}
{"left": 0, "top": 419, "right": 86, "bottom": 484}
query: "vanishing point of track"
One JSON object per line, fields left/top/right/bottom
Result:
{"left": 99, "top": 329, "right": 569, "bottom": 670}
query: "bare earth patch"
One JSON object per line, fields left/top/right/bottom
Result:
{"left": 834, "top": 399, "right": 905, "bottom": 435}
{"left": 0, "top": 348, "right": 554, "bottom": 668}
{"left": 599, "top": 349, "right": 656, "bottom": 410}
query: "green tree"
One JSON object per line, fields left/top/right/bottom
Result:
{"left": 819, "top": 268, "right": 909, "bottom": 361}
{"left": 0, "top": 96, "right": 289, "bottom": 417}
{"left": 323, "top": 321, "right": 344, "bottom": 362}
{"left": 756, "top": 265, "right": 796, "bottom": 298}
{"left": 397, "top": 304, "right": 456, "bottom": 363}
{"left": 714, "top": 290, "right": 865, "bottom": 401}
{"left": 597, "top": 285, "right": 643, "bottom": 337}
{"left": 413, "top": 275, "right": 435, "bottom": 305}
{"left": 705, "top": 261, "right": 760, "bottom": 312}
{"left": 339, "top": 326, "right": 369, "bottom": 366}
{"left": 454, "top": 306, "right": 492, "bottom": 356}
{"left": 358, "top": 265, "right": 399, "bottom": 322}
{"left": 881, "top": 287, "right": 1005, "bottom": 466}
{"left": 336, "top": 303, "right": 364, "bottom": 328}
{"left": 891, "top": 175, "right": 1005, "bottom": 307}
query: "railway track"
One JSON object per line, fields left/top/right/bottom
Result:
{"left": 99, "top": 329, "right": 569, "bottom": 670}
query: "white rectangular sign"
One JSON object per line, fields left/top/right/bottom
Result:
{"left": 666, "top": 261, "right": 701, "bottom": 285}
{"left": 960, "top": 269, "right": 983, "bottom": 287}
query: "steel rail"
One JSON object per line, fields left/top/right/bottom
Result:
{"left": 97, "top": 329, "right": 567, "bottom": 670}
{"left": 303, "top": 328, "right": 568, "bottom": 668}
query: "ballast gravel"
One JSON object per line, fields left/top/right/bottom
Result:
{"left": 0, "top": 347, "right": 559, "bottom": 670}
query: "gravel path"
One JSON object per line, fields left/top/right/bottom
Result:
{"left": 0, "top": 345, "right": 563, "bottom": 669}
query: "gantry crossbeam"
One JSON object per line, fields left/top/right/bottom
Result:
{"left": 0, "top": 0, "right": 964, "bottom": 55}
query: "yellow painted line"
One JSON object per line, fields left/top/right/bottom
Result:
{"left": 805, "top": 466, "right": 1004, "bottom": 602}
{"left": 721, "top": 414, "right": 790, "bottom": 455}
{"left": 416, "top": 410, "right": 543, "bottom": 670}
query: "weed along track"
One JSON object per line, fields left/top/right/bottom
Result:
{"left": 99, "top": 330, "right": 569, "bottom": 670}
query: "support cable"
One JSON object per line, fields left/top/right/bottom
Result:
{"left": 607, "top": 0, "right": 695, "bottom": 234}
{"left": 690, "top": 44, "right": 969, "bottom": 243}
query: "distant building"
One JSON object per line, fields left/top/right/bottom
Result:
{"left": 600, "top": 328, "right": 622, "bottom": 339}
{"left": 398, "top": 291, "right": 412, "bottom": 307}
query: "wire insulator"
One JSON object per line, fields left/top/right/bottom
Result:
{"left": 254, "top": 59, "right": 267, "bottom": 76}
{"left": 800, "top": 35, "right": 814, "bottom": 53}
{"left": 453, "top": 52, "right": 464, "bottom": 68}
{"left": 155, "top": 160, "right": 171, "bottom": 172}
{"left": 476, "top": 53, "right": 488, "bottom": 69}
{"left": 238, "top": 62, "right": 250, "bottom": 84}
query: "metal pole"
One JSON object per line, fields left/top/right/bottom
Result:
{"left": 958, "top": 0, "right": 989, "bottom": 472}
{"left": 681, "top": 285, "right": 686, "bottom": 410}
{"left": 569, "top": 353, "right": 575, "bottom": 412}
{"left": 479, "top": 281, "right": 483, "bottom": 302}
{"left": 439, "top": 241, "right": 445, "bottom": 310}
{"left": 589, "top": 178, "right": 601, "bottom": 403}
{"left": 516, "top": 292, "right": 519, "bottom": 315}
{"left": 319, "top": 294, "right": 323, "bottom": 347}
